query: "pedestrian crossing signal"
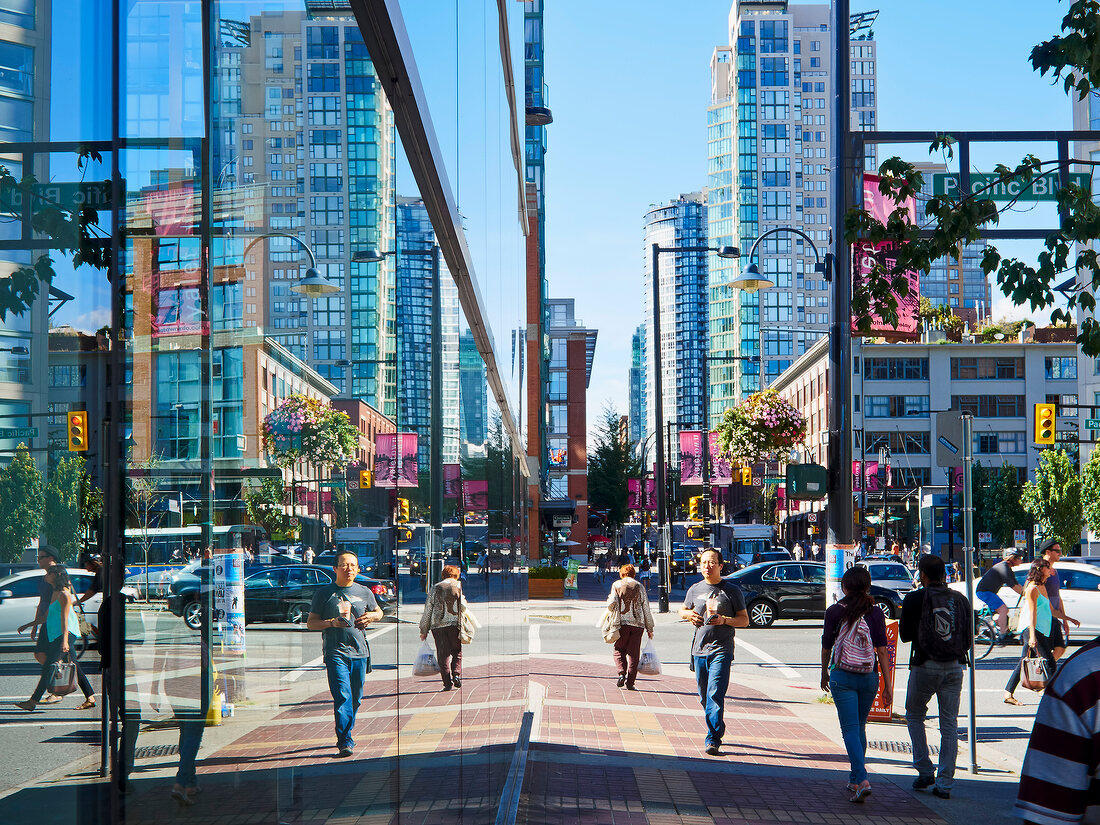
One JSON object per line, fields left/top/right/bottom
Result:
{"left": 67, "top": 411, "right": 88, "bottom": 452}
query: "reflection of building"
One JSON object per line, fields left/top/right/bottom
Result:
{"left": 708, "top": 2, "right": 878, "bottom": 401}
{"left": 458, "top": 328, "right": 487, "bottom": 448}
{"left": 628, "top": 324, "right": 643, "bottom": 447}
{"left": 395, "top": 197, "right": 459, "bottom": 468}
{"left": 771, "top": 331, "right": 1079, "bottom": 553}
{"left": 543, "top": 298, "right": 596, "bottom": 556}
{"left": 643, "top": 193, "right": 708, "bottom": 454}
{"left": 47, "top": 328, "right": 109, "bottom": 487}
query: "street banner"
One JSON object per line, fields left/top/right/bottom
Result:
{"left": 213, "top": 548, "right": 245, "bottom": 655}
{"left": 852, "top": 173, "right": 920, "bottom": 340}
{"left": 375, "top": 432, "right": 419, "bottom": 488}
{"left": 444, "top": 463, "right": 461, "bottom": 498}
{"left": 867, "top": 620, "right": 899, "bottom": 721}
{"left": 463, "top": 479, "right": 489, "bottom": 511}
{"left": 710, "top": 435, "right": 733, "bottom": 484}
{"left": 564, "top": 559, "right": 580, "bottom": 590}
{"left": 398, "top": 432, "right": 419, "bottom": 488}
{"left": 679, "top": 430, "right": 704, "bottom": 484}
{"left": 644, "top": 478, "right": 656, "bottom": 511}
{"left": 852, "top": 460, "right": 880, "bottom": 492}
{"left": 628, "top": 478, "right": 641, "bottom": 509}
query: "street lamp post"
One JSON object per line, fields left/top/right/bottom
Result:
{"left": 650, "top": 243, "right": 738, "bottom": 612}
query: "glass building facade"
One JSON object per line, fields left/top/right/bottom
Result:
{"left": 0, "top": 1, "right": 529, "bottom": 821}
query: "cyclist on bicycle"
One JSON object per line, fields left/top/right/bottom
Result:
{"left": 975, "top": 548, "right": 1024, "bottom": 642}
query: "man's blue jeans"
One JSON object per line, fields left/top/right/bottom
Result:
{"left": 693, "top": 646, "right": 732, "bottom": 747}
{"left": 905, "top": 661, "right": 963, "bottom": 791}
{"left": 829, "top": 668, "right": 879, "bottom": 784}
{"left": 326, "top": 653, "right": 367, "bottom": 749}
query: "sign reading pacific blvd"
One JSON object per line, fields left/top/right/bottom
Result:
{"left": 0, "top": 427, "right": 37, "bottom": 439}
{"left": 932, "top": 172, "right": 1090, "bottom": 201}
{"left": 0, "top": 180, "right": 116, "bottom": 213}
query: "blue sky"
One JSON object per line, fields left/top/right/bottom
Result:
{"left": 541, "top": 0, "right": 1075, "bottom": 429}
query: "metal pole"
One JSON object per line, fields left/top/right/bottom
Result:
{"left": 429, "top": 246, "right": 443, "bottom": 588}
{"left": 701, "top": 351, "right": 711, "bottom": 535}
{"left": 650, "top": 242, "right": 669, "bottom": 612}
{"left": 962, "top": 413, "right": 978, "bottom": 773}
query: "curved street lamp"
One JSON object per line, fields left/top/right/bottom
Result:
{"left": 242, "top": 231, "right": 339, "bottom": 297}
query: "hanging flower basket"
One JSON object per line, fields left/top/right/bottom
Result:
{"left": 262, "top": 394, "right": 359, "bottom": 470}
{"left": 714, "top": 389, "right": 806, "bottom": 466}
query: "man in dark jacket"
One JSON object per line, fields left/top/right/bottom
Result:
{"left": 901, "top": 554, "right": 970, "bottom": 799}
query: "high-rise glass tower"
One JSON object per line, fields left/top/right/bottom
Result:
{"left": 629, "top": 324, "right": 644, "bottom": 447}
{"left": 708, "top": 1, "right": 877, "bottom": 403}
{"left": 642, "top": 193, "right": 709, "bottom": 449}
{"left": 458, "top": 328, "right": 488, "bottom": 448}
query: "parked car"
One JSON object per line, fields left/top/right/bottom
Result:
{"left": 724, "top": 560, "right": 904, "bottom": 628}
{"left": 166, "top": 563, "right": 397, "bottom": 629}
{"left": 858, "top": 560, "right": 916, "bottom": 594}
{"left": 950, "top": 561, "right": 1100, "bottom": 636}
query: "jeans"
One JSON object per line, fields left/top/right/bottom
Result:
{"left": 829, "top": 668, "right": 880, "bottom": 784}
{"left": 693, "top": 646, "right": 732, "bottom": 747}
{"left": 175, "top": 719, "right": 205, "bottom": 787}
{"left": 326, "top": 653, "right": 367, "bottom": 749}
{"left": 905, "top": 661, "right": 963, "bottom": 790}
{"left": 1005, "top": 629, "right": 1056, "bottom": 695}
{"left": 431, "top": 625, "right": 462, "bottom": 687}
{"left": 613, "top": 625, "right": 643, "bottom": 686}
{"left": 30, "top": 634, "right": 94, "bottom": 702}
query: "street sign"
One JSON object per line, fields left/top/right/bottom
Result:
{"left": 763, "top": 476, "right": 784, "bottom": 485}
{"left": 0, "top": 426, "right": 37, "bottom": 439}
{"left": 1014, "top": 529, "right": 1027, "bottom": 543}
{"left": 931, "top": 171, "right": 1090, "bottom": 201}
{"left": 318, "top": 480, "right": 345, "bottom": 487}
{"left": 752, "top": 477, "right": 763, "bottom": 487}
{"left": 552, "top": 515, "right": 571, "bottom": 528}
{"left": 807, "top": 513, "right": 817, "bottom": 523}
{"left": 935, "top": 411, "right": 965, "bottom": 468}
{"left": 0, "top": 180, "right": 116, "bottom": 212}
{"left": 1087, "top": 419, "right": 1100, "bottom": 430}
{"left": 978, "top": 532, "right": 992, "bottom": 544}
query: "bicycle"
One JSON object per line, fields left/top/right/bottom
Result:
{"left": 973, "top": 603, "right": 1020, "bottom": 661}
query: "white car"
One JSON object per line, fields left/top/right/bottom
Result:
{"left": 0, "top": 568, "right": 104, "bottom": 650}
{"left": 859, "top": 560, "right": 916, "bottom": 593}
{"left": 951, "top": 561, "right": 1100, "bottom": 637}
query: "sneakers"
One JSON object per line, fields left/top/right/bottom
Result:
{"left": 932, "top": 787, "right": 951, "bottom": 799}
{"left": 912, "top": 776, "right": 935, "bottom": 791}
{"left": 704, "top": 743, "right": 720, "bottom": 756}
{"left": 336, "top": 746, "right": 354, "bottom": 758}
{"left": 616, "top": 673, "right": 626, "bottom": 688}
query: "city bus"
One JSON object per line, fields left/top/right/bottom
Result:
{"left": 123, "top": 524, "right": 268, "bottom": 569}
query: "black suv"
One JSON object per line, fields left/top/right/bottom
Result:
{"left": 167, "top": 564, "right": 397, "bottom": 629}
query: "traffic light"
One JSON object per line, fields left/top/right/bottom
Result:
{"left": 687, "top": 525, "right": 710, "bottom": 542}
{"left": 1034, "top": 402, "right": 1055, "bottom": 445}
{"left": 741, "top": 467, "right": 752, "bottom": 486}
{"left": 359, "top": 469, "right": 372, "bottom": 488}
{"left": 67, "top": 411, "right": 88, "bottom": 452}
{"left": 688, "top": 496, "right": 701, "bottom": 521}
{"left": 397, "top": 498, "right": 410, "bottom": 522}
{"left": 398, "top": 527, "right": 412, "bottom": 542}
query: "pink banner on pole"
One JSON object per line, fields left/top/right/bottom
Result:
{"left": 444, "top": 464, "right": 461, "bottom": 498}
{"left": 852, "top": 460, "right": 881, "bottom": 492}
{"left": 644, "top": 478, "right": 656, "bottom": 511}
{"left": 397, "top": 432, "right": 419, "bottom": 488}
{"left": 709, "top": 435, "right": 733, "bottom": 485}
{"left": 628, "top": 479, "right": 641, "bottom": 509}
{"left": 463, "top": 480, "right": 488, "bottom": 511}
{"left": 374, "top": 433, "right": 397, "bottom": 487}
{"left": 852, "top": 173, "right": 920, "bottom": 340}
{"left": 679, "top": 430, "right": 704, "bottom": 484}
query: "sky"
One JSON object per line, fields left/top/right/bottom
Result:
{"left": 541, "top": 0, "right": 1076, "bottom": 432}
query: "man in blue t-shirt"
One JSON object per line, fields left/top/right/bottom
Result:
{"left": 679, "top": 548, "right": 748, "bottom": 756}
{"left": 307, "top": 550, "right": 382, "bottom": 758}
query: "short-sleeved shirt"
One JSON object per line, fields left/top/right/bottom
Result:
{"left": 1045, "top": 566, "right": 1062, "bottom": 611}
{"left": 309, "top": 582, "right": 379, "bottom": 660}
{"left": 977, "top": 560, "right": 1016, "bottom": 594}
{"left": 822, "top": 600, "right": 889, "bottom": 655}
{"left": 684, "top": 579, "right": 746, "bottom": 656}
{"left": 35, "top": 575, "right": 53, "bottom": 622}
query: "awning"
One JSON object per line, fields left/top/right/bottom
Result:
{"left": 538, "top": 499, "right": 576, "bottom": 515}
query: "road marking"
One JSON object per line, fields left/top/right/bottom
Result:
{"left": 281, "top": 623, "right": 396, "bottom": 682}
{"left": 528, "top": 623, "right": 541, "bottom": 654}
{"left": 735, "top": 639, "right": 801, "bottom": 678}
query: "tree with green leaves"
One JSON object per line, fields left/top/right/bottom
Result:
{"left": 0, "top": 444, "right": 44, "bottom": 563}
{"left": 974, "top": 461, "right": 1029, "bottom": 548}
{"left": 244, "top": 477, "right": 294, "bottom": 540}
{"left": 587, "top": 405, "right": 641, "bottom": 532}
{"left": 1081, "top": 448, "right": 1100, "bottom": 536}
{"left": 43, "top": 455, "right": 100, "bottom": 563}
{"left": 1022, "top": 449, "right": 1083, "bottom": 550}
{"left": 845, "top": 3, "right": 1100, "bottom": 357}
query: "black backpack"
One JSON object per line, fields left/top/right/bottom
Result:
{"left": 917, "top": 585, "right": 970, "bottom": 662}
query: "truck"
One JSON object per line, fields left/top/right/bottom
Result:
{"left": 332, "top": 527, "right": 397, "bottom": 579}
{"left": 712, "top": 523, "right": 775, "bottom": 568}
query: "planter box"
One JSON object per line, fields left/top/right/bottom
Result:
{"left": 528, "top": 578, "right": 565, "bottom": 599}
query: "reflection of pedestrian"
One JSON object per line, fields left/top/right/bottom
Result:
{"left": 608, "top": 565, "right": 653, "bottom": 690}
{"left": 17, "top": 548, "right": 62, "bottom": 678}
{"left": 306, "top": 551, "right": 383, "bottom": 757}
{"left": 303, "top": 546, "right": 315, "bottom": 565}
{"left": 419, "top": 566, "right": 465, "bottom": 691}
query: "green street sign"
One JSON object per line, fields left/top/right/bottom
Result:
{"left": 763, "top": 477, "right": 784, "bottom": 485}
{"left": 0, "top": 181, "right": 116, "bottom": 213}
{"left": 931, "top": 172, "right": 1090, "bottom": 201}
{"left": 318, "top": 480, "right": 346, "bottom": 487}
{"left": 0, "top": 427, "right": 37, "bottom": 439}
{"left": 1086, "top": 419, "right": 1100, "bottom": 430}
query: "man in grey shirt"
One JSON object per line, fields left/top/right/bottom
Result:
{"left": 679, "top": 548, "right": 748, "bottom": 756}
{"left": 307, "top": 550, "right": 382, "bottom": 757}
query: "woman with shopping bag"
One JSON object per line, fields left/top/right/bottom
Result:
{"left": 608, "top": 564, "right": 654, "bottom": 690}
{"left": 419, "top": 565, "right": 466, "bottom": 691}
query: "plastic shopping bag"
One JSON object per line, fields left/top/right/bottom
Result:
{"left": 413, "top": 640, "right": 439, "bottom": 676}
{"left": 638, "top": 637, "right": 662, "bottom": 676}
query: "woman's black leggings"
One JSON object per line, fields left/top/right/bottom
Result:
{"left": 1005, "top": 628, "right": 1055, "bottom": 694}
{"left": 31, "top": 634, "right": 94, "bottom": 702}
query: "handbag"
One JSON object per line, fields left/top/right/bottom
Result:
{"left": 49, "top": 654, "right": 78, "bottom": 696}
{"left": 597, "top": 608, "right": 620, "bottom": 643}
{"left": 638, "top": 637, "right": 662, "bottom": 675}
{"left": 1020, "top": 647, "right": 1051, "bottom": 692}
{"left": 459, "top": 605, "right": 481, "bottom": 645}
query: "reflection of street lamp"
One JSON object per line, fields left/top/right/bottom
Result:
{"left": 242, "top": 231, "right": 339, "bottom": 297}
{"left": 0, "top": 345, "right": 29, "bottom": 354}
{"left": 650, "top": 243, "right": 738, "bottom": 613}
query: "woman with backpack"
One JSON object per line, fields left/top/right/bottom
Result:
{"left": 821, "top": 566, "right": 893, "bottom": 803}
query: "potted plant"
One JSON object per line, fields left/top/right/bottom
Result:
{"left": 714, "top": 388, "right": 806, "bottom": 466}
{"left": 527, "top": 565, "right": 568, "bottom": 599}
